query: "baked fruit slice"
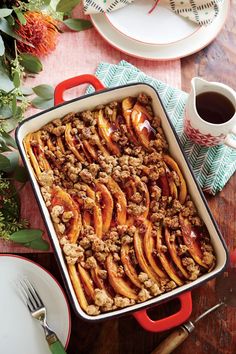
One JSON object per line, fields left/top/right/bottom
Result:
{"left": 106, "top": 254, "right": 138, "bottom": 300}
{"left": 50, "top": 186, "right": 82, "bottom": 243}
{"left": 122, "top": 97, "right": 139, "bottom": 145}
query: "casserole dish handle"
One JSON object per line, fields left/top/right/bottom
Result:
{"left": 133, "top": 292, "right": 192, "bottom": 332}
{"left": 54, "top": 74, "right": 105, "bottom": 105}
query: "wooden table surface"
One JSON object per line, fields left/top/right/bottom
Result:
{"left": 4, "top": 2, "right": 236, "bottom": 354}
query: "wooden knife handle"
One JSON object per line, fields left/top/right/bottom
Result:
{"left": 151, "top": 326, "right": 190, "bottom": 354}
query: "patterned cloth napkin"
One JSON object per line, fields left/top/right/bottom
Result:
{"left": 83, "top": 0, "right": 224, "bottom": 25}
{"left": 86, "top": 60, "right": 236, "bottom": 195}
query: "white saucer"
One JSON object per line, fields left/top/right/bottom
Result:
{"left": 91, "top": 0, "right": 229, "bottom": 60}
{"left": 0, "top": 254, "right": 71, "bottom": 354}
{"left": 106, "top": 0, "right": 200, "bottom": 45}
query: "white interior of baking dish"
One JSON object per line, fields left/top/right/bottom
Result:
{"left": 16, "top": 83, "right": 228, "bottom": 321}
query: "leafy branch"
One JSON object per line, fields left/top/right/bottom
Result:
{"left": 0, "top": 130, "right": 50, "bottom": 250}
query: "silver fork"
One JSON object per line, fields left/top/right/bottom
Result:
{"left": 18, "top": 278, "right": 67, "bottom": 354}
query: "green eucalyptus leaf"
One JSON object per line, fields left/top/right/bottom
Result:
{"left": 21, "top": 86, "right": 34, "bottom": 96}
{"left": 31, "top": 97, "right": 54, "bottom": 110}
{"left": 0, "top": 9, "right": 13, "bottom": 18}
{"left": 2, "top": 151, "right": 19, "bottom": 172}
{"left": 12, "top": 94, "right": 17, "bottom": 116}
{"left": 13, "top": 8, "right": 26, "bottom": 26}
{"left": 63, "top": 18, "right": 93, "bottom": 31}
{"left": 56, "top": 0, "right": 80, "bottom": 13}
{"left": 0, "top": 137, "right": 11, "bottom": 152}
{"left": 0, "top": 105, "right": 13, "bottom": 119}
{"left": 7, "top": 14, "right": 15, "bottom": 27}
{"left": 0, "top": 154, "right": 10, "bottom": 170}
{"left": 13, "top": 165, "right": 29, "bottom": 183}
{"left": 27, "top": 238, "right": 50, "bottom": 251}
{"left": 13, "top": 71, "right": 21, "bottom": 88}
{"left": 33, "top": 84, "right": 54, "bottom": 99}
{"left": 0, "top": 18, "right": 22, "bottom": 41}
{"left": 0, "top": 131, "right": 17, "bottom": 149}
{"left": 0, "top": 60, "right": 14, "bottom": 92}
{"left": 0, "top": 35, "right": 5, "bottom": 56}
{"left": 43, "top": 0, "right": 51, "bottom": 5}
{"left": 19, "top": 53, "right": 43, "bottom": 73}
{"left": 0, "top": 117, "right": 18, "bottom": 132}
{"left": 9, "top": 229, "right": 43, "bottom": 243}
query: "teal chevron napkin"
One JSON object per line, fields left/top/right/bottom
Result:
{"left": 86, "top": 60, "right": 236, "bottom": 195}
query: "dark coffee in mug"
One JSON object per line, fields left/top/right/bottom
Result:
{"left": 196, "top": 91, "right": 235, "bottom": 124}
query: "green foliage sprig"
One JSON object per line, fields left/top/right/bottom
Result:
{"left": 0, "top": 130, "right": 50, "bottom": 250}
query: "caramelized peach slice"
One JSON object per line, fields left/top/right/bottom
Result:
{"left": 91, "top": 265, "right": 106, "bottom": 290}
{"left": 165, "top": 164, "right": 178, "bottom": 199}
{"left": 78, "top": 264, "right": 95, "bottom": 300}
{"left": 88, "top": 128, "right": 110, "bottom": 158}
{"left": 91, "top": 265, "right": 112, "bottom": 297}
{"left": 23, "top": 133, "right": 42, "bottom": 178}
{"left": 46, "top": 136, "right": 55, "bottom": 152}
{"left": 82, "top": 184, "right": 103, "bottom": 238}
{"left": 126, "top": 177, "right": 150, "bottom": 220}
{"left": 24, "top": 132, "right": 51, "bottom": 179}
{"left": 95, "top": 182, "right": 114, "bottom": 233}
{"left": 106, "top": 177, "right": 127, "bottom": 225}
{"left": 97, "top": 110, "right": 121, "bottom": 156}
{"left": 163, "top": 155, "right": 187, "bottom": 204}
{"left": 51, "top": 186, "right": 81, "bottom": 243}
{"left": 159, "top": 173, "right": 170, "bottom": 197}
{"left": 57, "top": 136, "right": 65, "bottom": 153}
{"left": 122, "top": 97, "right": 139, "bottom": 145}
{"left": 134, "top": 229, "right": 161, "bottom": 284}
{"left": 131, "top": 102, "right": 155, "bottom": 149}
{"left": 83, "top": 140, "right": 98, "bottom": 161}
{"left": 168, "top": 178, "right": 178, "bottom": 199}
{"left": 139, "top": 179, "right": 150, "bottom": 219}
{"left": 179, "top": 214, "right": 208, "bottom": 269}
{"left": 106, "top": 254, "right": 138, "bottom": 300}
{"left": 124, "top": 179, "right": 137, "bottom": 199}
{"left": 83, "top": 210, "right": 91, "bottom": 226}
{"left": 121, "top": 244, "right": 142, "bottom": 289}
{"left": 68, "top": 264, "right": 88, "bottom": 312}
{"left": 143, "top": 221, "right": 167, "bottom": 279}
{"left": 124, "top": 179, "right": 136, "bottom": 226}
{"left": 165, "top": 227, "right": 189, "bottom": 279}
{"left": 156, "top": 226, "right": 183, "bottom": 286}
{"left": 65, "top": 123, "right": 85, "bottom": 162}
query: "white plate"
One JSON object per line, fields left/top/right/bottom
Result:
{"left": 106, "top": 0, "right": 199, "bottom": 45}
{"left": 0, "top": 255, "right": 71, "bottom": 354}
{"left": 91, "top": 0, "right": 229, "bottom": 60}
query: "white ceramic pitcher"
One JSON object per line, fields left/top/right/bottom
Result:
{"left": 184, "top": 77, "right": 236, "bottom": 149}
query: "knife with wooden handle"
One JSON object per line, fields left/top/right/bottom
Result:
{"left": 151, "top": 303, "right": 224, "bottom": 354}
{"left": 152, "top": 252, "right": 236, "bottom": 354}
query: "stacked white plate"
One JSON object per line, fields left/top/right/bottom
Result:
{"left": 91, "top": 0, "right": 229, "bottom": 60}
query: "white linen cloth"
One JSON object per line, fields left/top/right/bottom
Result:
{"left": 83, "top": 0, "right": 224, "bottom": 25}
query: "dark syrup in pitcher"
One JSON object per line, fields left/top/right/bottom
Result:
{"left": 196, "top": 91, "right": 235, "bottom": 124}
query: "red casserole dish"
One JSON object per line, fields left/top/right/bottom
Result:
{"left": 16, "top": 74, "right": 228, "bottom": 332}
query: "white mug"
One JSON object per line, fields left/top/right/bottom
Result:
{"left": 184, "top": 77, "right": 236, "bottom": 149}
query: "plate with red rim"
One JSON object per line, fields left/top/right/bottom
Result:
{"left": 0, "top": 254, "right": 71, "bottom": 354}
{"left": 105, "top": 0, "right": 200, "bottom": 46}
{"left": 91, "top": 0, "right": 229, "bottom": 60}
